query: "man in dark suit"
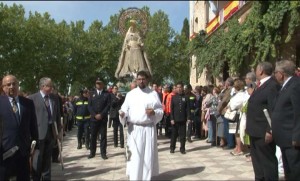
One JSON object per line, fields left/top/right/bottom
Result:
{"left": 88, "top": 79, "right": 111, "bottom": 159}
{"left": 109, "top": 85, "right": 124, "bottom": 148}
{"left": 246, "top": 62, "right": 281, "bottom": 180}
{"left": 28, "top": 77, "right": 61, "bottom": 181}
{"left": 170, "top": 82, "right": 191, "bottom": 154}
{"left": 0, "top": 75, "right": 39, "bottom": 180}
{"left": 272, "top": 60, "right": 300, "bottom": 180}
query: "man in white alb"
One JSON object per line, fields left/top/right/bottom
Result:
{"left": 119, "top": 70, "right": 163, "bottom": 181}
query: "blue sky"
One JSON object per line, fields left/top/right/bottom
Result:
{"left": 1, "top": 1, "right": 189, "bottom": 33}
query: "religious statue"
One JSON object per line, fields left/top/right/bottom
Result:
{"left": 115, "top": 8, "right": 152, "bottom": 80}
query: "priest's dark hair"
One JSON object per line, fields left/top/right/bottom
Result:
{"left": 137, "top": 70, "right": 151, "bottom": 79}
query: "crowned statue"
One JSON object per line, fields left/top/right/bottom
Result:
{"left": 115, "top": 8, "right": 152, "bottom": 80}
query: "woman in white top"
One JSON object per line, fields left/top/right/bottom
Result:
{"left": 227, "top": 79, "right": 247, "bottom": 155}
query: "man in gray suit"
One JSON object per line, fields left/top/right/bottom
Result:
{"left": 28, "top": 77, "right": 61, "bottom": 181}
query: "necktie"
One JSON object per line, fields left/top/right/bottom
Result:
{"left": 257, "top": 81, "right": 261, "bottom": 88}
{"left": 44, "top": 95, "right": 52, "bottom": 123}
{"left": 12, "top": 98, "right": 20, "bottom": 122}
{"left": 12, "top": 98, "right": 18, "bottom": 113}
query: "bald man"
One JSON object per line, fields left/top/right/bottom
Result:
{"left": 0, "top": 75, "right": 39, "bottom": 180}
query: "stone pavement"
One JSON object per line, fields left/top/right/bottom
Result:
{"left": 52, "top": 127, "right": 255, "bottom": 180}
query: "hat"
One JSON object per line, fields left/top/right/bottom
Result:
{"left": 95, "top": 78, "right": 103, "bottom": 84}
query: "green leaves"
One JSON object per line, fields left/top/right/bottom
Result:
{"left": 1, "top": 3, "right": 190, "bottom": 94}
{"left": 190, "top": 1, "right": 300, "bottom": 78}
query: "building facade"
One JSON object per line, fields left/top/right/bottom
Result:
{"left": 189, "top": 1, "right": 300, "bottom": 87}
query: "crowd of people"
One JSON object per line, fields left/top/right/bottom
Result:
{"left": 1, "top": 60, "right": 300, "bottom": 181}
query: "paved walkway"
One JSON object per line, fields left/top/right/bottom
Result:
{"left": 52, "top": 126, "right": 255, "bottom": 180}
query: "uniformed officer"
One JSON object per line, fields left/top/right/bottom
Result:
{"left": 170, "top": 82, "right": 191, "bottom": 154}
{"left": 74, "top": 88, "right": 90, "bottom": 149}
{"left": 88, "top": 79, "right": 111, "bottom": 159}
{"left": 184, "top": 84, "right": 196, "bottom": 143}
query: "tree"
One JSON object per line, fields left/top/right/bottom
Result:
{"left": 145, "top": 10, "right": 175, "bottom": 84}
{"left": 0, "top": 3, "right": 191, "bottom": 94}
{"left": 169, "top": 18, "right": 190, "bottom": 84}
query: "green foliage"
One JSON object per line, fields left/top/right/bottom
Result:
{"left": 145, "top": 10, "right": 175, "bottom": 84}
{"left": 190, "top": 1, "right": 300, "bottom": 77}
{"left": 0, "top": 3, "right": 190, "bottom": 94}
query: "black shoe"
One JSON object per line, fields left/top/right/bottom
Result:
{"left": 114, "top": 144, "right": 118, "bottom": 148}
{"left": 101, "top": 155, "right": 108, "bottom": 160}
{"left": 170, "top": 150, "right": 174, "bottom": 153}
{"left": 180, "top": 151, "right": 186, "bottom": 154}
{"left": 187, "top": 138, "right": 192, "bottom": 143}
{"left": 120, "top": 145, "right": 124, "bottom": 148}
{"left": 85, "top": 144, "right": 90, "bottom": 150}
{"left": 77, "top": 145, "right": 82, "bottom": 149}
{"left": 88, "top": 154, "right": 95, "bottom": 159}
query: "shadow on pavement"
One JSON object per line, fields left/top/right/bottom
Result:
{"left": 64, "top": 154, "right": 90, "bottom": 162}
{"left": 158, "top": 146, "right": 171, "bottom": 152}
{"left": 152, "top": 166, "right": 205, "bottom": 180}
{"left": 186, "top": 145, "right": 212, "bottom": 153}
{"left": 64, "top": 167, "right": 122, "bottom": 180}
{"left": 109, "top": 151, "right": 126, "bottom": 157}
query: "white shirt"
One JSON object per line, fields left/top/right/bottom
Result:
{"left": 281, "top": 76, "right": 292, "bottom": 90}
{"left": 259, "top": 76, "right": 271, "bottom": 87}
{"left": 97, "top": 89, "right": 103, "bottom": 95}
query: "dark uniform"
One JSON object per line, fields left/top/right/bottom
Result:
{"left": 109, "top": 93, "right": 124, "bottom": 148}
{"left": 194, "top": 94, "right": 202, "bottom": 139}
{"left": 74, "top": 91, "right": 90, "bottom": 149}
{"left": 88, "top": 89, "right": 111, "bottom": 159}
{"left": 170, "top": 93, "right": 190, "bottom": 154}
{"left": 186, "top": 92, "right": 196, "bottom": 142}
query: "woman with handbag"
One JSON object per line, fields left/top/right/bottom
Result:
{"left": 226, "top": 79, "right": 247, "bottom": 155}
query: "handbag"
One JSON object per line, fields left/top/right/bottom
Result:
{"left": 224, "top": 108, "right": 237, "bottom": 122}
{"left": 243, "top": 133, "right": 250, "bottom": 145}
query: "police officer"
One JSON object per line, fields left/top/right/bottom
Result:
{"left": 88, "top": 79, "right": 111, "bottom": 160}
{"left": 184, "top": 84, "right": 196, "bottom": 143}
{"left": 170, "top": 82, "right": 191, "bottom": 154}
{"left": 109, "top": 85, "right": 124, "bottom": 148}
{"left": 74, "top": 88, "right": 90, "bottom": 149}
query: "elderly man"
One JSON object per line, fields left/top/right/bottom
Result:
{"left": 0, "top": 75, "right": 39, "bottom": 180}
{"left": 28, "top": 77, "right": 61, "bottom": 181}
{"left": 272, "top": 60, "right": 300, "bottom": 180}
{"left": 246, "top": 62, "right": 280, "bottom": 180}
{"left": 119, "top": 70, "right": 163, "bottom": 181}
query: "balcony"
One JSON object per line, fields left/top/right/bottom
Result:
{"left": 206, "top": 1, "right": 247, "bottom": 36}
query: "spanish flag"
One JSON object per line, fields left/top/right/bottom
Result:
{"left": 206, "top": 15, "right": 220, "bottom": 35}
{"left": 223, "top": 1, "right": 239, "bottom": 21}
